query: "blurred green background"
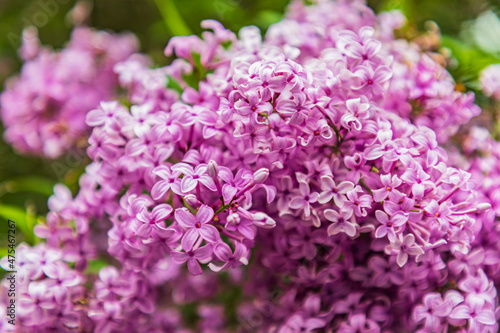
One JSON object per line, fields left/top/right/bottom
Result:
{"left": 1, "top": 0, "right": 500, "bottom": 249}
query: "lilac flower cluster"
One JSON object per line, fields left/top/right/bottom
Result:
{"left": 1, "top": 0, "right": 500, "bottom": 332}
{"left": 480, "top": 64, "right": 500, "bottom": 101}
{"left": 0, "top": 26, "right": 138, "bottom": 158}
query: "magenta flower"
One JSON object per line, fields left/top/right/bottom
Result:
{"left": 324, "top": 208, "right": 356, "bottom": 237}
{"left": 344, "top": 153, "right": 370, "bottom": 183}
{"left": 289, "top": 181, "right": 319, "bottom": 218}
{"left": 225, "top": 212, "right": 256, "bottom": 240}
{"left": 5, "top": 2, "right": 500, "bottom": 332}
{"left": 95, "top": 266, "right": 133, "bottom": 298}
{"left": 374, "top": 210, "right": 406, "bottom": 242}
{"left": 218, "top": 167, "right": 252, "bottom": 204}
{"left": 175, "top": 205, "right": 220, "bottom": 251}
{"left": 458, "top": 269, "right": 496, "bottom": 308}
{"left": 448, "top": 248, "right": 485, "bottom": 276}
{"left": 400, "top": 164, "right": 433, "bottom": 199}
{"left": 338, "top": 313, "right": 380, "bottom": 333}
{"left": 19, "top": 282, "right": 56, "bottom": 324}
{"left": 208, "top": 242, "right": 249, "bottom": 272}
{"left": 412, "top": 293, "right": 452, "bottom": 332}
{"left": 352, "top": 65, "right": 392, "bottom": 96}
{"left": 34, "top": 212, "right": 73, "bottom": 247}
{"left": 135, "top": 203, "right": 174, "bottom": 238}
{"left": 289, "top": 225, "right": 326, "bottom": 259}
{"left": 151, "top": 165, "right": 183, "bottom": 199}
{"left": 87, "top": 128, "right": 124, "bottom": 161}
{"left": 368, "top": 256, "right": 404, "bottom": 287}
{"left": 338, "top": 26, "right": 381, "bottom": 62}
{"left": 251, "top": 212, "right": 277, "bottom": 229}
{"left": 126, "top": 103, "right": 159, "bottom": 137}
{"left": 234, "top": 90, "right": 272, "bottom": 118}
{"left": 387, "top": 234, "right": 424, "bottom": 267}
{"left": 340, "top": 98, "right": 371, "bottom": 131}
{"left": 318, "top": 176, "right": 355, "bottom": 207}
{"left": 88, "top": 301, "right": 124, "bottom": 333}
{"left": 343, "top": 188, "right": 372, "bottom": 217}
{"left": 86, "top": 101, "right": 128, "bottom": 129}
{"left": 43, "top": 262, "right": 82, "bottom": 303}
{"left": 449, "top": 301, "right": 496, "bottom": 331}
{"left": 171, "top": 162, "right": 217, "bottom": 193}
{"left": 424, "top": 200, "right": 451, "bottom": 231}
{"left": 171, "top": 244, "right": 213, "bottom": 276}
{"left": 283, "top": 314, "right": 325, "bottom": 333}
{"left": 372, "top": 174, "right": 403, "bottom": 202}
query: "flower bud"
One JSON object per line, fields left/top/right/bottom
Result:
{"left": 253, "top": 168, "right": 269, "bottom": 184}
{"left": 476, "top": 202, "right": 492, "bottom": 214}
{"left": 227, "top": 212, "right": 240, "bottom": 226}
{"left": 252, "top": 212, "right": 276, "bottom": 229}
{"left": 208, "top": 160, "right": 219, "bottom": 178}
{"left": 184, "top": 194, "right": 199, "bottom": 206}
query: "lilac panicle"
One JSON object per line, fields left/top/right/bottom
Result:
{"left": 2, "top": 0, "right": 500, "bottom": 332}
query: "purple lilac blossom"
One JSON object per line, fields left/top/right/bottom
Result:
{"left": 0, "top": 26, "right": 138, "bottom": 158}
{"left": 1, "top": 0, "right": 500, "bottom": 332}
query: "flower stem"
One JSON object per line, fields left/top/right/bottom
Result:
{"left": 152, "top": 0, "right": 193, "bottom": 36}
{"left": 359, "top": 177, "right": 373, "bottom": 196}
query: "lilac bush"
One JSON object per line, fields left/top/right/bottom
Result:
{"left": 1, "top": 0, "right": 500, "bottom": 332}
{"left": 0, "top": 26, "right": 138, "bottom": 158}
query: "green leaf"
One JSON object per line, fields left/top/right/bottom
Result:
{"left": 166, "top": 75, "right": 184, "bottom": 94}
{"left": 441, "top": 35, "right": 500, "bottom": 85}
{"left": 0, "top": 176, "right": 56, "bottom": 197}
{"left": 255, "top": 10, "right": 283, "bottom": 30}
{"left": 182, "top": 72, "right": 199, "bottom": 90}
{"left": 0, "top": 203, "right": 37, "bottom": 244}
{"left": 469, "top": 11, "right": 500, "bottom": 55}
{"left": 377, "top": 0, "right": 413, "bottom": 17}
{"left": 152, "top": 0, "right": 193, "bottom": 36}
{"left": 191, "top": 52, "right": 203, "bottom": 71}
{"left": 84, "top": 258, "right": 111, "bottom": 275}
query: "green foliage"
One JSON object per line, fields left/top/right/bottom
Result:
{"left": 152, "top": 0, "right": 193, "bottom": 36}
{"left": 442, "top": 35, "right": 500, "bottom": 86}
{"left": 166, "top": 75, "right": 184, "bottom": 94}
{"left": 0, "top": 176, "right": 56, "bottom": 197}
{"left": 0, "top": 202, "right": 38, "bottom": 244}
{"left": 85, "top": 258, "right": 112, "bottom": 275}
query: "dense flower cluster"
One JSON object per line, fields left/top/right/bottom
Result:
{"left": 1, "top": 0, "right": 500, "bottom": 332}
{"left": 0, "top": 26, "right": 138, "bottom": 158}
{"left": 480, "top": 64, "right": 500, "bottom": 101}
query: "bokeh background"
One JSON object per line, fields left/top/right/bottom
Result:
{"left": 0, "top": 0, "right": 500, "bottom": 254}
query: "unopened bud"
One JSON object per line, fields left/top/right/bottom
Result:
{"left": 252, "top": 212, "right": 276, "bottom": 229}
{"left": 227, "top": 212, "right": 241, "bottom": 225}
{"left": 253, "top": 168, "right": 269, "bottom": 184}
{"left": 208, "top": 160, "right": 219, "bottom": 178}
{"left": 476, "top": 203, "right": 492, "bottom": 214}
{"left": 184, "top": 194, "right": 198, "bottom": 206}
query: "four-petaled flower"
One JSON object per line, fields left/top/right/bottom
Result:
{"left": 208, "top": 242, "right": 249, "bottom": 272}
{"left": 324, "top": 209, "right": 356, "bottom": 237}
{"left": 171, "top": 244, "right": 214, "bottom": 276}
{"left": 387, "top": 234, "right": 424, "bottom": 267}
{"left": 412, "top": 293, "right": 452, "bottom": 332}
{"left": 175, "top": 205, "right": 220, "bottom": 251}
{"left": 171, "top": 162, "right": 217, "bottom": 193}
{"left": 136, "top": 204, "right": 175, "bottom": 238}
{"left": 372, "top": 174, "right": 403, "bottom": 202}
{"left": 374, "top": 210, "right": 406, "bottom": 242}
{"left": 289, "top": 181, "right": 319, "bottom": 218}
{"left": 449, "top": 301, "right": 496, "bottom": 331}
{"left": 318, "top": 176, "right": 355, "bottom": 207}
{"left": 151, "top": 165, "right": 183, "bottom": 199}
